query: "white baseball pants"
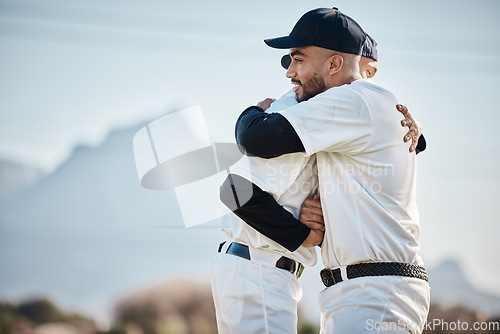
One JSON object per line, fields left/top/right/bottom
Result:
{"left": 210, "top": 242, "right": 302, "bottom": 334}
{"left": 319, "top": 275, "right": 430, "bottom": 334}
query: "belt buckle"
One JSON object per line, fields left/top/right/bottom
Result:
{"left": 330, "top": 269, "right": 336, "bottom": 285}
{"left": 320, "top": 268, "right": 336, "bottom": 287}
{"left": 296, "top": 263, "right": 305, "bottom": 278}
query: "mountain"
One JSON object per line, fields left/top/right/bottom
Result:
{"left": 428, "top": 259, "right": 500, "bottom": 317}
{"left": 0, "top": 159, "right": 43, "bottom": 204}
{"left": 0, "top": 118, "right": 224, "bottom": 323}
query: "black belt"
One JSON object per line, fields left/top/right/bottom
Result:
{"left": 320, "top": 262, "right": 428, "bottom": 287}
{"left": 218, "top": 242, "right": 304, "bottom": 278}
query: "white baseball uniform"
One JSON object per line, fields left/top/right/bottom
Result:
{"left": 280, "top": 78, "right": 430, "bottom": 333}
{"left": 211, "top": 90, "right": 318, "bottom": 334}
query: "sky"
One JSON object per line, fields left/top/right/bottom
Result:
{"left": 1, "top": 0, "right": 500, "bottom": 306}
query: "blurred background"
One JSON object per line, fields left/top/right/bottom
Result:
{"left": 1, "top": 0, "right": 500, "bottom": 333}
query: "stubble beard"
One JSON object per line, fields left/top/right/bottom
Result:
{"left": 295, "top": 76, "right": 327, "bottom": 102}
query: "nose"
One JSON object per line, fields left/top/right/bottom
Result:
{"left": 286, "top": 61, "right": 296, "bottom": 79}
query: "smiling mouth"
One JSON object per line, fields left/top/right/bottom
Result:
{"left": 292, "top": 81, "right": 301, "bottom": 94}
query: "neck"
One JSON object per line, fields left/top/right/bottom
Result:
{"left": 326, "top": 70, "right": 362, "bottom": 89}
{"left": 325, "top": 53, "right": 362, "bottom": 88}
{"left": 342, "top": 71, "right": 362, "bottom": 84}
{"left": 340, "top": 57, "right": 362, "bottom": 84}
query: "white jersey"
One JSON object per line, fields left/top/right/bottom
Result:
{"left": 221, "top": 89, "right": 318, "bottom": 267}
{"left": 281, "top": 79, "right": 421, "bottom": 269}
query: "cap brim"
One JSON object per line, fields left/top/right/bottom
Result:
{"left": 264, "top": 36, "right": 310, "bottom": 49}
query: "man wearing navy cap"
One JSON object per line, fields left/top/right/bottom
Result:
{"left": 212, "top": 35, "right": 423, "bottom": 333}
{"left": 226, "top": 7, "right": 430, "bottom": 333}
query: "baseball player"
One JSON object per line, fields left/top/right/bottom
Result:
{"left": 212, "top": 87, "right": 319, "bottom": 334}
{"left": 212, "top": 25, "right": 426, "bottom": 334}
{"left": 231, "top": 7, "right": 430, "bottom": 334}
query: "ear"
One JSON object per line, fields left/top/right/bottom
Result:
{"left": 367, "top": 66, "right": 377, "bottom": 78}
{"left": 365, "top": 61, "right": 378, "bottom": 78}
{"left": 328, "top": 54, "right": 343, "bottom": 75}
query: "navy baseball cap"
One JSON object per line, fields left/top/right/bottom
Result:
{"left": 281, "top": 54, "right": 292, "bottom": 69}
{"left": 265, "top": 7, "right": 366, "bottom": 56}
{"left": 280, "top": 32, "right": 378, "bottom": 70}
{"left": 362, "top": 33, "right": 378, "bottom": 61}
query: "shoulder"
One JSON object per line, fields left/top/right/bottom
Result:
{"left": 314, "top": 81, "right": 369, "bottom": 107}
{"left": 349, "top": 79, "right": 398, "bottom": 103}
{"left": 268, "top": 89, "right": 298, "bottom": 112}
{"left": 335, "top": 80, "right": 399, "bottom": 117}
{"left": 307, "top": 82, "right": 368, "bottom": 118}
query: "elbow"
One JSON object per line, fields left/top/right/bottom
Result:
{"left": 220, "top": 176, "right": 237, "bottom": 211}
{"left": 236, "top": 132, "right": 259, "bottom": 157}
{"left": 416, "top": 135, "right": 426, "bottom": 154}
{"left": 236, "top": 126, "right": 275, "bottom": 158}
{"left": 235, "top": 109, "right": 268, "bottom": 157}
{"left": 219, "top": 174, "right": 254, "bottom": 212}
